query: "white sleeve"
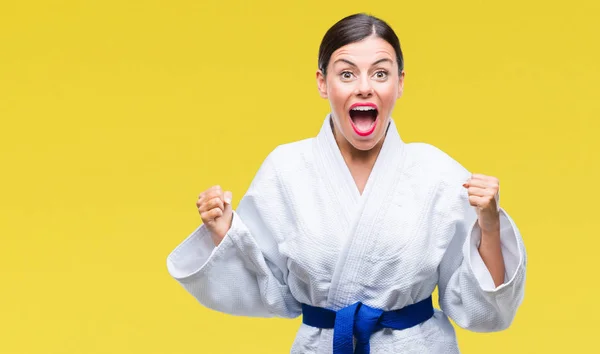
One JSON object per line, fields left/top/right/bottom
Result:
{"left": 165, "top": 154, "right": 302, "bottom": 319}
{"left": 437, "top": 183, "right": 527, "bottom": 332}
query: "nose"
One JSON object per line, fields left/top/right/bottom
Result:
{"left": 355, "top": 76, "right": 373, "bottom": 97}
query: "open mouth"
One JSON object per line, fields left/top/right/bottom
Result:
{"left": 349, "top": 103, "right": 378, "bottom": 136}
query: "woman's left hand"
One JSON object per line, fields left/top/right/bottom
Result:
{"left": 463, "top": 174, "right": 500, "bottom": 233}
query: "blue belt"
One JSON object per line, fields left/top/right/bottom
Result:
{"left": 301, "top": 295, "right": 434, "bottom": 354}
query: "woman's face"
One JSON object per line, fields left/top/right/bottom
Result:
{"left": 317, "top": 35, "right": 404, "bottom": 151}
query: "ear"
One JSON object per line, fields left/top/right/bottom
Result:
{"left": 316, "top": 69, "right": 328, "bottom": 99}
{"left": 396, "top": 71, "right": 405, "bottom": 99}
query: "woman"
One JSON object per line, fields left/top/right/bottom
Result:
{"left": 166, "top": 13, "right": 526, "bottom": 353}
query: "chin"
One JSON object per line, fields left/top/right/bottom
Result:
{"left": 348, "top": 136, "right": 383, "bottom": 151}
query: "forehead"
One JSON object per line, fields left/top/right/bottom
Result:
{"left": 330, "top": 36, "right": 396, "bottom": 65}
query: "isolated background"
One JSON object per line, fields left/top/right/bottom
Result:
{"left": 1, "top": 0, "right": 598, "bottom": 353}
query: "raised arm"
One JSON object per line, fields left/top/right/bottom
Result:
{"left": 166, "top": 153, "right": 302, "bottom": 318}
{"left": 438, "top": 174, "right": 527, "bottom": 332}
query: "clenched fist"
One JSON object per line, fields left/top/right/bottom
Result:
{"left": 197, "top": 185, "right": 233, "bottom": 246}
{"left": 463, "top": 174, "right": 500, "bottom": 233}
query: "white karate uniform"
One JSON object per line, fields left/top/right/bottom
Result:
{"left": 166, "top": 114, "right": 527, "bottom": 353}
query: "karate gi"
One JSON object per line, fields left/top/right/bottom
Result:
{"left": 166, "top": 114, "right": 527, "bottom": 353}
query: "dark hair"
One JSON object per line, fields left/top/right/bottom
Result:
{"left": 318, "top": 13, "right": 404, "bottom": 76}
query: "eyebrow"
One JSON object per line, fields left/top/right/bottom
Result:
{"left": 333, "top": 58, "right": 393, "bottom": 68}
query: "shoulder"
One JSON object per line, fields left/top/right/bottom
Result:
{"left": 246, "top": 137, "right": 316, "bottom": 187}
{"left": 262, "top": 137, "right": 316, "bottom": 172}
{"left": 404, "top": 142, "right": 472, "bottom": 186}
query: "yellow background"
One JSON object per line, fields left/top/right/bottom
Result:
{"left": 1, "top": 0, "right": 598, "bottom": 353}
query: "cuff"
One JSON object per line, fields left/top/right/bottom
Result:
{"left": 166, "top": 213, "right": 241, "bottom": 280}
{"left": 466, "top": 208, "right": 523, "bottom": 293}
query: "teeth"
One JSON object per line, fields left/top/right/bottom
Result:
{"left": 351, "top": 106, "right": 376, "bottom": 111}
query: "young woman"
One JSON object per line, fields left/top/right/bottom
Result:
{"left": 167, "top": 13, "right": 526, "bottom": 354}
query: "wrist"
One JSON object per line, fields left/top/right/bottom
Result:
{"left": 481, "top": 221, "right": 500, "bottom": 235}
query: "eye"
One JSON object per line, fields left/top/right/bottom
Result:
{"left": 373, "top": 70, "right": 388, "bottom": 80}
{"left": 340, "top": 71, "right": 354, "bottom": 80}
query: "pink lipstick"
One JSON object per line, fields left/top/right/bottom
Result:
{"left": 349, "top": 103, "right": 378, "bottom": 137}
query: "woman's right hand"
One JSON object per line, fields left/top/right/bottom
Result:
{"left": 197, "top": 186, "right": 233, "bottom": 246}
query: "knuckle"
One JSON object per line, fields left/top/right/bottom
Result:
{"left": 204, "top": 209, "right": 218, "bottom": 220}
{"left": 210, "top": 197, "right": 223, "bottom": 208}
{"left": 212, "top": 208, "right": 223, "bottom": 218}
